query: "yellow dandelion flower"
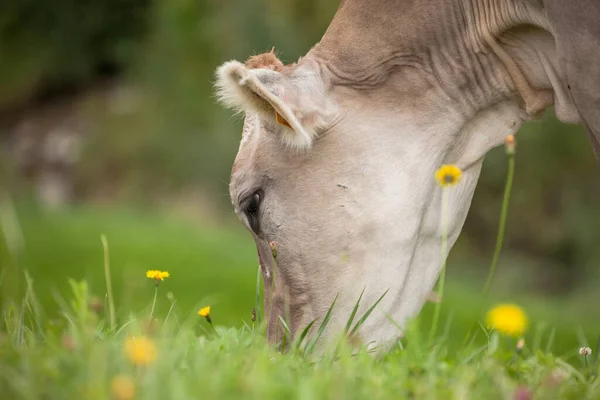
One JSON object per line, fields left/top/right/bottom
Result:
{"left": 198, "top": 306, "right": 211, "bottom": 318}
{"left": 198, "top": 306, "right": 217, "bottom": 336}
{"left": 435, "top": 164, "right": 462, "bottom": 187}
{"left": 124, "top": 336, "right": 157, "bottom": 366}
{"left": 146, "top": 270, "right": 170, "bottom": 282}
{"left": 486, "top": 304, "right": 528, "bottom": 337}
{"left": 111, "top": 374, "right": 136, "bottom": 400}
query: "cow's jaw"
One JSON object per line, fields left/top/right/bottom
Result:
{"left": 355, "top": 101, "right": 525, "bottom": 348}
{"left": 301, "top": 100, "right": 526, "bottom": 349}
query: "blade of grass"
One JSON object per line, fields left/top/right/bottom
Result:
{"left": 115, "top": 319, "right": 136, "bottom": 336}
{"left": 267, "top": 245, "right": 278, "bottom": 336}
{"left": 278, "top": 315, "right": 292, "bottom": 352}
{"left": 23, "top": 271, "right": 43, "bottom": 338}
{"left": 545, "top": 328, "right": 556, "bottom": 354}
{"left": 460, "top": 344, "right": 488, "bottom": 365}
{"left": 344, "top": 287, "right": 365, "bottom": 334}
{"left": 533, "top": 323, "right": 546, "bottom": 353}
{"left": 162, "top": 300, "right": 177, "bottom": 330}
{"left": 16, "top": 299, "right": 25, "bottom": 346}
{"left": 278, "top": 315, "right": 292, "bottom": 335}
{"left": 255, "top": 264, "right": 262, "bottom": 325}
{"left": 304, "top": 294, "right": 338, "bottom": 357}
{"left": 0, "top": 190, "right": 25, "bottom": 310}
{"left": 294, "top": 320, "right": 315, "bottom": 350}
{"left": 430, "top": 186, "right": 450, "bottom": 345}
{"left": 242, "top": 320, "right": 252, "bottom": 332}
{"left": 384, "top": 312, "right": 404, "bottom": 335}
{"left": 465, "top": 328, "right": 480, "bottom": 349}
{"left": 556, "top": 359, "right": 587, "bottom": 383}
{"left": 464, "top": 142, "right": 515, "bottom": 346}
{"left": 481, "top": 149, "right": 515, "bottom": 298}
{"left": 100, "top": 235, "right": 116, "bottom": 331}
{"left": 592, "top": 334, "right": 600, "bottom": 377}
{"left": 349, "top": 289, "right": 389, "bottom": 337}
{"left": 441, "top": 310, "right": 454, "bottom": 341}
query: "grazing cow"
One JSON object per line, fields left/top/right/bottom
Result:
{"left": 215, "top": 0, "right": 600, "bottom": 348}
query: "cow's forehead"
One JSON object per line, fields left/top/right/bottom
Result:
{"left": 238, "top": 113, "right": 280, "bottom": 156}
{"left": 233, "top": 113, "right": 267, "bottom": 176}
{"left": 240, "top": 113, "right": 258, "bottom": 146}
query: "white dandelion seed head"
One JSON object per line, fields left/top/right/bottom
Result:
{"left": 579, "top": 346, "right": 592, "bottom": 356}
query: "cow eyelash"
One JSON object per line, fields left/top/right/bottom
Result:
{"left": 242, "top": 191, "right": 261, "bottom": 233}
{"left": 245, "top": 193, "right": 260, "bottom": 215}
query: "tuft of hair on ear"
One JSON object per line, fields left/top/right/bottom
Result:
{"left": 245, "top": 48, "right": 284, "bottom": 71}
{"left": 214, "top": 61, "right": 251, "bottom": 115}
{"left": 214, "top": 58, "right": 317, "bottom": 151}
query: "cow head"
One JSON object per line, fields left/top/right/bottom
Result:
{"left": 214, "top": 0, "right": 577, "bottom": 349}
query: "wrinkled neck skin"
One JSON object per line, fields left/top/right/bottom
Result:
{"left": 253, "top": 0, "right": 576, "bottom": 349}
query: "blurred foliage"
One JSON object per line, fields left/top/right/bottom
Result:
{"left": 0, "top": 0, "right": 150, "bottom": 107}
{"left": 0, "top": 0, "right": 598, "bottom": 292}
{"left": 461, "top": 115, "right": 600, "bottom": 292}
{"left": 79, "top": 0, "right": 340, "bottom": 199}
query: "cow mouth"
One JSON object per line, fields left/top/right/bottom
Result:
{"left": 255, "top": 238, "right": 287, "bottom": 344}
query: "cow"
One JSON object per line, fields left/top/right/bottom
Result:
{"left": 215, "top": 0, "right": 600, "bottom": 349}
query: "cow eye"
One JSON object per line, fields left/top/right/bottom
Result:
{"left": 242, "top": 192, "right": 261, "bottom": 233}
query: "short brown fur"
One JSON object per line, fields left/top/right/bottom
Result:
{"left": 245, "top": 49, "right": 284, "bottom": 71}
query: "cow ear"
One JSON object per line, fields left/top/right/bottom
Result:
{"left": 215, "top": 60, "right": 334, "bottom": 149}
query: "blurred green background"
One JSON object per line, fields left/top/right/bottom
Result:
{"left": 0, "top": 0, "right": 598, "bottom": 352}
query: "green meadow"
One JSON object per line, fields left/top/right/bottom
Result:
{"left": 2, "top": 0, "right": 600, "bottom": 398}
{"left": 0, "top": 202, "right": 599, "bottom": 399}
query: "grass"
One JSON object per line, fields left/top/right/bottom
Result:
{"left": 1, "top": 202, "right": 599, "bottom": 399}
{"left": 1, "top": 204, "right": 258, "bottom": 326}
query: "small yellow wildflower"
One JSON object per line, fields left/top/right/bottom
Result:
{"left": 435, "top": 164, "right": 462, "bottom": 187}
{"left": 198, "top": 306, "right": 211, "bottom": 318}
{"left": 486, "top": 304, "right": 528, "bottom": 337}
{"left": 199, "top": 306, "right": 213, "bottom": 324}
{"left": 111, "top": 374, "right": 136, "bottom": 400}
{"left": 146, "top": 270, "right": 170, "bottom": 283}
{"left": 198, "top": 306, "right": 218, "bottom": 336}
{"left": 124, "top": 336, "right": 157, "bottom": 366}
